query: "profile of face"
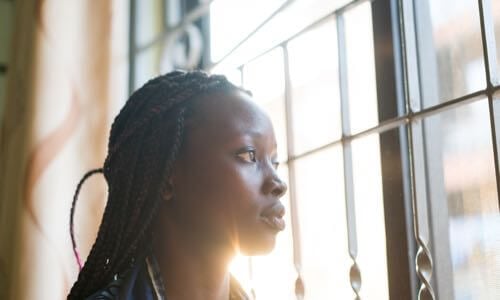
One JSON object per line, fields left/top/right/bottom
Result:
{"left": 163, "top": 90, "right": 288, "bottom": 256}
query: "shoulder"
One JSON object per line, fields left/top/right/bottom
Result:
{"left": 229, "top": 276, "right": 251, "bottom": 300}
{"left": 85, "top": 259, "right": 155, "bottom": 300}
{"left": 85, "top": 276, "right": 124, "bottom": 300}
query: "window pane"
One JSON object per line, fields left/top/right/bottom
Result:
{"left": 415, "top": 0, "right": 486, "bottom": 106}
{"left": 135, "top": 0, "right": 164, "bottom": 48}
{"left": 344, "top": 2, "right": 379, "bottom": 133}
{"left": 294, "top": 146, "right": 352, "bottom": 299}
{"left": 211, "top": 0, "right": 351, "bottom": 69}
{"left": 134, "top": 46, "right": 162, "bottom": 90}
{"left": 425, "top": 99, "right": 500, "bottom": 299}
{"left": 243, "top": 48, "right": 288, "bottom": 161}
{"left": 287, "top": 19, "right": 342, "bottom": 155}
{"left": 210, "top": 0, "right": 286, "bottom": 62}
{"left": 351, "top": 135, "right": 389, "bottom": 299}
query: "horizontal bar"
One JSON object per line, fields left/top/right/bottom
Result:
{"left": 286, "top": 88, "right": 499, "bottom": 162}
{"left": 210, "top": 0, "right": 296, "bottom": 66}
{"left": 209, "top": 0, "right": 372, "bottom": 71}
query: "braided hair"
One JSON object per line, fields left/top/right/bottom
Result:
{"left": 68, "top": 70, "right": 245, "bottom": 299}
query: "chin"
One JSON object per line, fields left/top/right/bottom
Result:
{"left": 239, "top": 235, "right": 278, "bottom": 256}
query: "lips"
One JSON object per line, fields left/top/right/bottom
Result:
{"left": 260, "top": 202, "right": 286, "bottom": 231}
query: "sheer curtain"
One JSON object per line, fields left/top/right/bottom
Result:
{"left": 0, "top": 1, "right": 128, "bottom": 299}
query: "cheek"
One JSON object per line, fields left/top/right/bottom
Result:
{"left": 176, "top": 155, "right": 263, "bottom": 230}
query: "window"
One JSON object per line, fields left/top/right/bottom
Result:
{"left": 130, "top": 0, "right": 500, "bottom": 298}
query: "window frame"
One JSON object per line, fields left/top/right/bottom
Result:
{"left": 128, "top": 0, "right": 500, "bottom": 298}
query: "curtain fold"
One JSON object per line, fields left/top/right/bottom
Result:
{"left": 0, "top": 1, "right": 127, "bottom": 299}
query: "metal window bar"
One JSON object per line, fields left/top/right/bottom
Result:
{"left": 127, "top": 0, "right": 500, "bottom": 298}
{"left": 239, "top": 68, "right": 257, "bottom": 300}
{"left": 128, "top": 0, "right": 137, "bottom": 96}
{"left": 372, "top": 0, "right": 416, "bottom": 298}
{"left": 211, "top": 0, "right": 296, "bottom": 67}
{"left": 216, "top": 0, "right": 371, "bottom": 73}
{"left": 282, "top": 44, "right": 305, "bottom": 300}
{"left": 478, "top": 0, "right": 500, "bottom": 210}
{"left": 134, "top": 0, "right": 216, "bottom": 54}
{"left": 134, "top": 0, "right": 293, "bottom": 58}
{"left": 399, "top": 0, "right": 436, "bottom": 298}
{"left": 336, "top": 12, "right": 361, "bottom": 300}
{"left": 285, "top": 89, "right": 495, "bottom": 163}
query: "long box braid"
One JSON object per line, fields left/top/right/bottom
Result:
{"left": 68, "top": 71, "right": 246, "bottom": 299}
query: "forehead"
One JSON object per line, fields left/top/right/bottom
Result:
{"left": 188, "top": 91, "right": 275, "bottom": 144}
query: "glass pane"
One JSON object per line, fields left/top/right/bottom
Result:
{"left": 287, "top": 19, "right": 342, "bottom": 155}
{"left": 415, "top": 0, "right": 486, "bottom": 107}
{"left": 210, "top": 0, "right": 286, "bottom": 61}
{"left": 210, "top": 0, "right": 351, "bottom": 69}
{"left": 243, "top": 48, "right": 288, "bottom": 161}
{"left": 494, "top": 0, "right": 500, "bottom": 83}
{"left": 351, "top": 135, "right": 389, "bottom": 299}
{"left": 344, "top": 2, "right": 379, "bottom": 133}
{"left": 424, "top": 99, "right": 500, "bottom": 299}
{"left": 134, "top": 46, "right": 162, "bottom": 90}
{"left": 0, "top": 1, "right": 13, "bottom": 64}
{"left": 135, "top": 0, "right": 164, "bottom": 48}
{"left": 294, "top": 146, "right": 352, "bottom": 299}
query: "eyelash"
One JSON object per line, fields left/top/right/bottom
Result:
{"left": 237, "top": 149, "right": 257, "bottom": 163}
{"left": 236, "top": 149, "right": 280, "bottom": 169}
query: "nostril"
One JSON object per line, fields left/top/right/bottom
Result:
{"left": 272, "top": 179, "right": 287, "bottom": 198}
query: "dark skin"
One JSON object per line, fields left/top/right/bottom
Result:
{"left": 153, "top": 90, "right": 288, "bottom": 300}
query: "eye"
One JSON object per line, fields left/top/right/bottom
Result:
{"left": 236, "top": 149, "right": 256, "bottom": 163}
{"left": 272, "top": 161, "right": 280, "bottom": 170}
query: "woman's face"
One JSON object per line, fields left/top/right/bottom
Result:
{"left": 166, "top": 90, "right": 288, "bottom": 255}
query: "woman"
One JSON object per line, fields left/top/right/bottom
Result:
{"left": 68, "top": 70, "right": 288, "bottom": 299}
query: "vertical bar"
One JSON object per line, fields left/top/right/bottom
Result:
{"left": 128, "top": 0, "right": 137, "bottom": 96}
{"left": 407, "top": 120, "right": 435, "bottom": 300}
{"left": 410, "top": 0, "right": 454, "bottom": 299}
{"left": 400, "top": 0, "right": 438, "bottom": 298}
{"left": 337, "top": 13, "right": 361, "bottom": 300}
{"left": 478, "top": 0, "right": 500, "bottom": 210}
{"left": 371, "top": 0, "right": 416, "bottom": 298}
{"left": 238, "top": 66, "right": 244, "bottom": 88}
{"left": 239, "top": 68, "right": 256, "bottom": 300}
{"left": 282, "top": 45, "right": 304, "bottom": 300}
{"left": 478, "top": 0, "right": 499, "bottom": 85}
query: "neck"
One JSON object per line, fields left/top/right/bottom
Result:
{"left": 153, "top": 219, "right": 236, "bottom": 300}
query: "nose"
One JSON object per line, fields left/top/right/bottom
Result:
{"left": 265, "top": 173, "right": 288, "bottom": 198}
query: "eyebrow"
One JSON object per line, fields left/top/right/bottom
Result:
{"left": 242, "top": 129, "right": 263, "bottom": 138}
{"left": 240, "top": 130, "right": 278, "bottom": 152}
